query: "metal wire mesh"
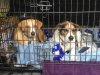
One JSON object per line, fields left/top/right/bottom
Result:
{"left": 0, "top": 0, "right": 100, "bottom": 74}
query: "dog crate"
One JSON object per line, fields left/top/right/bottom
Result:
{"left": 0, "top": 0, "right": 100, "bottom": 75}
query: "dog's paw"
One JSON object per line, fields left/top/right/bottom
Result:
{"left": 78, "top": 47, "right": 90, "bottom": 53}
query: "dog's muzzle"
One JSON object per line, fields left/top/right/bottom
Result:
{"left": 68, "top": 36, "right": 74, "bottom": 41}
{"left": 31, "top": 31, "right": 35, "bottom": 36}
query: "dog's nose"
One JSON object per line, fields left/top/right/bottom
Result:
{"left": 68, "top": 36, "right": 74, "bottom": 41}
{"left": 31, "top": 31, "right": 35, "bottom": 36}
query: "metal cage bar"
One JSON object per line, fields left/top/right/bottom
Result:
{"left": 0, "top": 0, "right": 100, "bottom": 75}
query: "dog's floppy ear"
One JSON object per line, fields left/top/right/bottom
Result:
{"left": 74, "top": 24, "right": 80, "bottom": 29}
{"left": 74, "top": 23, "right": 81, "bottom": 48}
{"left": 35, "top": 20, "right": 46, "bottom": 42}
{"left": 35, "top": 20, "right": 43, "bottom": 29}
{"left": 70, "top": 22, "right": 80, "bottom": 31}
{"left": 37, "top": 29, "right": 46, "bottom": 42}
{"left": 17, "top": 20, "right": 27, "bottom": 31}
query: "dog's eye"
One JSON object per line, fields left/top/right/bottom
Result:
{"left": 72, "top": 29, "right": 77, "bottom": 32}
{"left": 63, "top": 29, "right": 68, "bottom": 32}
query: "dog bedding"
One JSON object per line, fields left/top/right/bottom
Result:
{"left": 16, "top": 42, "right": 44, "bottom": 69}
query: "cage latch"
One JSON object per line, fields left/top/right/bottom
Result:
{"left": 30, "top": 1, "right": 52, "bottom": 11}
{"left": 37, "top": 1, "right": 52, "bottom": 11}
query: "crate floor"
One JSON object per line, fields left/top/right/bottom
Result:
{"left": 0, "top": 64, "right": 42, "bottom": 75}
{"left": 0, "top": 71, "right": 42, "bottom": 75}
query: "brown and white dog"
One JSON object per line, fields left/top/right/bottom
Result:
{"left": 50, "top": 21, "right": 82, "bottom": 60}
{"left": 14, "top": 19, "right": 46, "bottom": 45}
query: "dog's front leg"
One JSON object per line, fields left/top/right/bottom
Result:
{"left": 70, "top": 48, "right": 76, "bottom": 61}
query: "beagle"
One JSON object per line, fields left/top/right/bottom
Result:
{"left": 14, "top": 19, "right": 46, "bottom": 45}
{"left": 13, "top": 19, "right": 46, "bottom": 68}
{"left": 50, "top": 21, "right": 82, "bottom": 60}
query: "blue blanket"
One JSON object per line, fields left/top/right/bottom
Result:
{"left": 16, "top": 43, "right": 44, "bottom": 69}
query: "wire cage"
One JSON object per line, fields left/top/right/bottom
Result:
{"left": 0, "top": 0, "right": 100, "bottom": 75}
